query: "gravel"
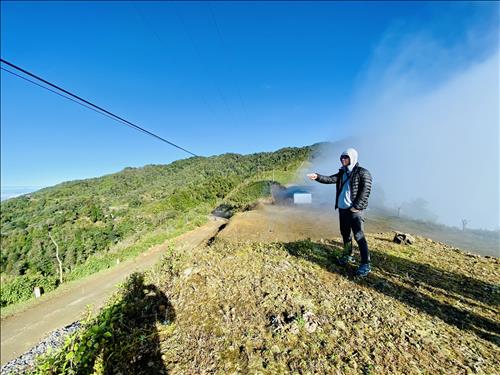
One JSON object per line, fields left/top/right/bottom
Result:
{"left": 1, "top": 321, "right": 81, "bottom": 374}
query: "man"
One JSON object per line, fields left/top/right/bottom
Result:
{"left": 307, "top": 148, "right": 373, "bottom": 277}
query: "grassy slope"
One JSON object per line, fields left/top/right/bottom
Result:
{"left": 35, "top": 232, "right": 500, "bottom": 374}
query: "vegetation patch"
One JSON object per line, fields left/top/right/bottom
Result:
{"left": 32, "top": 271, "right": 174, "bottom": 375}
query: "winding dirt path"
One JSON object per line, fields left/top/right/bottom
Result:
{"left": 0, "top": 216, "right": 228, "bottom": 365}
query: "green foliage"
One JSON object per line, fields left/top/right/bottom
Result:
{"left": 64, "top": 211, "right": 208, "bottom": 283}
{"left": 0, "top": 273, "right": 59, "bottom": 306}
{"left": 0, "top": 145, "right": 314, "bottom": 307}
{"left": 33, "top": 272, "right": 173, "bottom": 374}
{"left": 224, "top": 180, "right": 273, "bottom": 209}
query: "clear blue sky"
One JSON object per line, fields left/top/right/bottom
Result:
{"left": 1, "top": 1, "right": 496, "bottom": 188}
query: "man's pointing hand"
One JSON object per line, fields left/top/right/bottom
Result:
{"left": 307, "top": 173, "right": 318, "bottom": 180}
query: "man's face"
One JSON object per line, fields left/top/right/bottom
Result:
{"left": 341, "top": 155, "right": 350, "bottom": 167}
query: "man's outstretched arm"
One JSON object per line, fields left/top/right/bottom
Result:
{"left": 307, "top": 173, "right": 339, "bottom": 184}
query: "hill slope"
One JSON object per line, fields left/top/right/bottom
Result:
{"left": 0, "top": 145, "right": 313, "bottom": 307}
{"left": 33, "top": 207, "right": 499, "bottom": 374}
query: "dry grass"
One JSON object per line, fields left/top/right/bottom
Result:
{"left": 151, "top": 233, "right": 499, "bottom": 374}
{"left": 32, "top": 228, "right": 499, "bottom": 374}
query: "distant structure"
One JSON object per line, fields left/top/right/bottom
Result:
{"left": 33, "top": 287, "right": 43, "bottom": 298}
{"left": 293, "top": 193, "right": 312, "bottom": 204}
{"left": 272, "top": 185, "right": 313, "bottom": 205}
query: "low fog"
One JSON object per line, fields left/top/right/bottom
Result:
{"left": 302, "top": 24, "right": 499, "bottom": 232}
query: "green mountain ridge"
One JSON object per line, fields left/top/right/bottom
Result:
{"left": 1, "top": 145, "right": 314, "bottom": 307}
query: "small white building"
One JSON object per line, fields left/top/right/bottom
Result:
{"left": 293, "top": 193, "right": 312, "bottom": 204}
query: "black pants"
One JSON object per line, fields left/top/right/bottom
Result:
{"left": 339, "top": 208, "right": 370, "bottom": 264}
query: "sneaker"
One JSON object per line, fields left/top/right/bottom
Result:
{"left": 355, "top": 262, "right": 371, "bottom": 277}
{"left": 336, "top": 254, "right": 355, "bottom": 267}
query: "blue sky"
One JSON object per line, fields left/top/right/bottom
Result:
{"left": 1, "top": 1, "right": 497, "bottom": 189}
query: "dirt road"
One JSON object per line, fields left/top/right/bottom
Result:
{"left": 0, "top": 216, "right": 227, "bottom": 365}
{"left": 218, "top": 202, "right": 389, "bottom": 243}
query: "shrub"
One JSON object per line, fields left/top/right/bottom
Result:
{"left": 0, "top": 273, "right": 59, "bottom": 306}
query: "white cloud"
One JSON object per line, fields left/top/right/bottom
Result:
{"left": 314, "top": 17, "right": 499, "bottom": 230}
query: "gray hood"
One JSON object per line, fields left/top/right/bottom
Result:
{"left": 341, "top": 148, "right": 358, "bottom": 172}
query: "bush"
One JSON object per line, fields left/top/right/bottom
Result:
{"left": 33, "top": 272, "right": 172, "bottom": 374}
{"left": 0, "top": 273, "right": 59, "bottom": 306}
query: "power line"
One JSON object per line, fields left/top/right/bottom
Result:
{"left": 1, "top": 58, "right": 198, "bottom": 157}
{"left": 1, "top": 66, "right": 160, "bottom": 141}
{"left": 1, "top": 67, "right": 134, "bottom": 126}
{"left": 0, "top": 58, "right": 199, "bottom": 157}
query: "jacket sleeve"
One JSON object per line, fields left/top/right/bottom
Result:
{"left": 352, "top": 169, "right": 372, "bottom": 210}
{"left": 315, "top": 173, "right": 339, "bottom": 184}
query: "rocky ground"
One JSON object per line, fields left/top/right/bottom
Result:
{"left": 1, "top": 322, "right": 81, "bottom": 374}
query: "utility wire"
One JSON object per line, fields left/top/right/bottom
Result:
{"left": 1, "top": 66, "right": 160, "bottom": 142}
{"left": 0, "top": 58, "right": 198, "bottom": 157}
{"left": 1, "top": 67, "right": 133, "bottom": 127}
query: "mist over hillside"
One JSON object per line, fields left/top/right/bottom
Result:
{"left": 305, "top": 16, "right": 499, "bottom": 232}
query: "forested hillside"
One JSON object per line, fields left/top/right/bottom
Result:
{"left": 1, "top": 145, "right": 314, "bottom": 306}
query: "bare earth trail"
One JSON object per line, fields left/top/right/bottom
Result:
{"left": 0, "top": 216, "right": 228, "bottom": 365}
{"left": 218, "top": 203, "right": 390, "bottom": 243}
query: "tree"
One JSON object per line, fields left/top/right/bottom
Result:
{"left": 48, "top": 232, "right": 63, "bottom": 284}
